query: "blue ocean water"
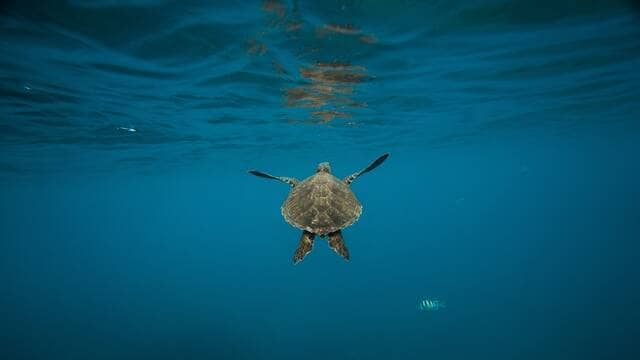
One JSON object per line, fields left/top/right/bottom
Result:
{"left": 2, "top": 0, "right": 640, "bottom": 358}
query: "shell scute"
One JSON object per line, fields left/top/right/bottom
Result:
{"left": 281, "top": 172, "right": 362, "bottom": 235}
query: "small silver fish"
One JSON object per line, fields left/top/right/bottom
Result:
{"left": 418, "top": 298, "right": 445, "bottom": 312}
{"left": 117, "top": 127, "right": 137, "bottom": 132}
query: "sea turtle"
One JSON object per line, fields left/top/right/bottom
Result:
{"left": 249, "top": 153, "right": 389, "bottom": 264}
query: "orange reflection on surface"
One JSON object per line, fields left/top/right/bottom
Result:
{"left": 317, "top": 23, "right": 378, "bottom": 45}
{"left": 251, "top": 1, "right": 376, "bottom": 125}
{"left": 285, "top": 87, "right": 331, "bottom": 108}
{"left": 262, "top": 0, "right": 286, "bottom": 18}
{"left": 318, "top": 23, "right": 361, "bottom": 36}
{"left": 301, "top": 62, "right": 367, "bottom": 84}
{"left": 358, "top": 34, "right": 378, "bottom": 44}
{"left": 246, "top": 39, "right": 267, "bottom": 55}
{"left": 285, "top": 61, "right": 368, "bottom": 123}
{"left": 286, "top": 21, "right": 303, "bottom": 33}
{"left": 311, "top": 110, "right": 351, "bottom": 123}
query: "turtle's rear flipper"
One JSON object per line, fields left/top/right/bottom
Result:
{"left": 293, "top": 231, "right": 315, "bottom": 264}
{"left": 328, "top": 230, "right": 349, "bottom": 261}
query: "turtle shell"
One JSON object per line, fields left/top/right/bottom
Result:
{"left": 281, "top": 172, "right": 362, "bottom": 235}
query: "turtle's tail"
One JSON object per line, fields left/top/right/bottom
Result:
{"left": 293, "top": 231, "right": 315, "bottom": 264}
{"left": 328, "top": 230, "right": 349, "bottom": 261}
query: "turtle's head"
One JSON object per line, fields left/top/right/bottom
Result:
{"left": 316, "top": 162, "right": 331, "bottom": 174}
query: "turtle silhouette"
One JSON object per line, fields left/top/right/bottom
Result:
{"left": 249, "top": 153, "right": 389, "bottom": 264}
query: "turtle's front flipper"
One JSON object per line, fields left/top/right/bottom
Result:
{"left": 293, "top": 231, "right": 315, "bottom": 264}
{"left": 328, "top": 230, "right": 349, "bottom": 261}
{"left": 344, "top": 153, "right": 389, "bottom": 185}
{"left": 248, "top": 170, "right": 299, "bottom": 187}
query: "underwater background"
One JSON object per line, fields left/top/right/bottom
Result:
{"left": 1, "top": 0, "right": 640, "bottom": 359}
